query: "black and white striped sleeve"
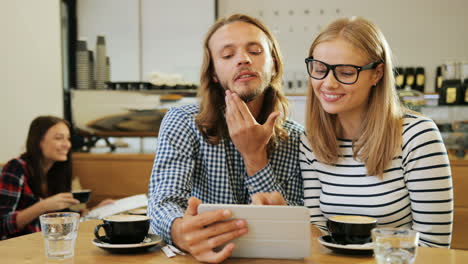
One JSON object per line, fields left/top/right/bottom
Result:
{"left": 300, "top": 134, "right": 328, "bottom": 232}
{"left": 402, "top": 116, "right": 453, "bottom": 248}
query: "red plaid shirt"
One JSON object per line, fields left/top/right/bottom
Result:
{"left": 0, "top": 158, "right": 41, "bottom": 239}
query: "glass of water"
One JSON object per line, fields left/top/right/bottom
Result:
{"left": 39, "top": 212, "right": 80, "bottom": 259}
{"left": 372, "top": 227, "right": 419, "bottom": 264}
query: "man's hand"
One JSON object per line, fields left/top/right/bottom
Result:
{"left": 251, "top": 191, "right": 287, "bottom": 205}
{"left": 171, "top": 197, "right": 248, "bottom": 263}
{"left": 225, "top": 90, "right": 279, "bottom": 176}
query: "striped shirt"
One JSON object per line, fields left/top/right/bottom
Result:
{"left": 300, "top": 114, "right": 453, "bottom": 248}
{"left": 148, "top": 104, "right": 304, "bottom": 244}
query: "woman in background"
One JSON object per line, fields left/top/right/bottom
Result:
{"left": 300, "top": 17, "right": 452, "bottom": 247}
{"left": 0, "top": 116, "right": 109, "bottom": 239}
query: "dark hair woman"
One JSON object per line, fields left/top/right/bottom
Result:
{"left": 0, "top": 116, "right": 80, "bottom": 239}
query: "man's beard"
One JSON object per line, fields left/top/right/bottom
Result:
{"left": 220, "top": 76, "right": 270, "bottom": 103}
{"left": 238, "top": 89, "right": 261, "bottom": 103}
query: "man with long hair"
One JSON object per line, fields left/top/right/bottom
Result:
{"left": 148, "top": 14, "right": 304, "bottom": 262}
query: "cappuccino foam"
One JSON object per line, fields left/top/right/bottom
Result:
{"left": 330, "top": 215, "right": 377, "bottom": 224}
{"left": 104, "top": 214, "right": 149, "bottom": 222}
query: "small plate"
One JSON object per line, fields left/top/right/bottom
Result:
{"left": 93, "top": 234, "right": 162, "bottom": 254}
{"left": 318, "top": 235, "right": 374, "bottom": 255}
{"left": 127, "top": 208, "right": 147, "bottom": 215}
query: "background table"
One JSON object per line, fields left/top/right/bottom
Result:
{"left": 0, "top": 220, "right": 467, "bottom": 263}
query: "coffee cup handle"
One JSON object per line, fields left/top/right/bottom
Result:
{"left": 94, "top": 223, "right": 111, "bottom": 241}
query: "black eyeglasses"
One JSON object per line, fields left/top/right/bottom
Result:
{"left": 305, "top": 57, "right": 382, "bottom": 85}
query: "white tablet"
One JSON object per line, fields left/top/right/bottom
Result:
{"left": 198, "top": 204, "right": 311, "bottom": 259}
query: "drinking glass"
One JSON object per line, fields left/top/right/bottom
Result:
{"left": 372, "top": 227, "right": 419, "bottom": 264}
{"left": 40, "top": 212, "right": 80, "bottom": 259}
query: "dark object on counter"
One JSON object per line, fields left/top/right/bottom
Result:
{"left": 435, "top": 66, "right": 443, "bottom": 92}
{"left": 463, "top": 79, "right": 468, "bottom": 105}
{"left": 105, "top": 82, "right": 198, "bottom": 91}
{"left": 415, "top": 67, "right": 425, "bottom": 92}
{"left": 138, "top": 82, "right": 152, "bottom": 90}
{"left": 126, "top": 82, "right": 140, "bottom": 90}
{"left": 114, "top": 82, "right": 128, "bottom": 90}
{"left": 438, "top": 79, "right": 463, "bottom": 105}
{"left": 106, "top": 82, "right": 152, "bottom": 90}
{"left": 105, "top": 81, "right": 116, "bottom": 90}
{"left": 394, "top": 67, "right": 405, "bottom": 90}
{"left": 405, "top": 67, "right": 415, "bottom": 90}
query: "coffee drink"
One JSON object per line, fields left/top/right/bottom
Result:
{"left": 329, "top": 215, "right": 376, "bottom": 224}
{"left": 72, "top": 189, "right": 92, "bottom": 203}
{"left": 94, "top": 214, "right": 150, "bottom": 244}
{"left": 327, "top": 215, "right": 377, "bottom": 245}
{"left": 127, "top": 208, "right": 147, "bottom": 216}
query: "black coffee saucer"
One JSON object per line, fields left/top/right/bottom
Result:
{"left": 318, "top": 235, "right": 374, "bottom": 255}
{"left": 93, "top": 234, "right": 162, "bottom": 254}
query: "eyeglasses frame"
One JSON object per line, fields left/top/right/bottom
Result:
{"left": 304, "top": 57, "right": 382, "bottom": 85}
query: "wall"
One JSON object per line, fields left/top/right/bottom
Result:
{"left": 218, "top": 0, "right": 468, "bottom": 94}
{"left": 2, "top": 1, "right": 467, "bottom": 160}
{"left": 77, "top": 0, "right": 215, "bottom": 83}
{"left": 0, "top": 0, "right": 64, "bottom": 162}
{"left": 77, "top": 0, "right": 140, "bottom": 81}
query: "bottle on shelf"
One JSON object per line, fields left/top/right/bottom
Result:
{"left": 415, "top": 67, "right": 425, "bottom": 92}
{"left": 461, "top": 61, "right": 468, "bottom": 82}
{"left": 435, "top": 66, "right": 443, "bottom": 93}
{"left": 463, "top": 79, "right": 468, "bottom": 105}
{"left": 394, "top": 67, "right": 405, "bottom": 90}
{"left": 442, "top": 62, "right": 457, "bottom": 80}
{"left": 439, "top": 79, "right": 463, "bottom": 105}
{"left": 405, "top": 67, "right": 416, "bottom": 90}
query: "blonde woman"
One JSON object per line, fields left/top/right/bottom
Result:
{"left": 300, "top": 17, "right": 452, "bottom": 248}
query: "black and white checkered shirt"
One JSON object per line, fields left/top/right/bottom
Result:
{"left": 148, "top": 104, "right": 304, "bottom": 244}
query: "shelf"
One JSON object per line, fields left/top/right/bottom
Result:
{"left": 72, "top": 88, "right": 197, "bottom": 95}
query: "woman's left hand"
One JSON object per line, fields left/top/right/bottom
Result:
{"left": 94, "top": 199, "right": 115, "bottom": 209}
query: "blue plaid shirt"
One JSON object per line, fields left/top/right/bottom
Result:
{"left": 148, "top": 104, "right": 304, "bottom": 244}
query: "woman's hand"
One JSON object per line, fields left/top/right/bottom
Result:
{"left": 94, "top": 199, "right": 115, "bottom": 208}
{"left": 79, "top": 199, "right": 115, "bottom": 217}
{"left": 40, "top": 192, "right": 80, "bottom": 212}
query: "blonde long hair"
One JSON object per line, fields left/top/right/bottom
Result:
{"left": 305, "top": 17, "right": 406, "bottom": 177}
{"left": 195, "top": 14, "right": 290, "bottom": 152}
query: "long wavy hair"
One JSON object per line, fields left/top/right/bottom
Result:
{"left": 195, "top": 14, "right": 290, "bottom": 153}
{"left": 305, "top": 17, "right": 407, "bottom": 177}
{"left": 20, "top": 116, "right": 72, "bottom": 197}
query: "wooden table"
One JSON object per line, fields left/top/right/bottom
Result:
{"left": 0, "top": 220, "right": 467, "bottom": 264}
